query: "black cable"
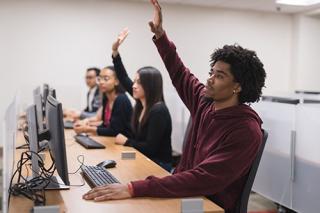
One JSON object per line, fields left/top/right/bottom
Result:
{"left": 68, "top": 155, "right": 85, "bottom": 174}
{"left": 9, "top": 151, "right": 87, "bottom": 207}
{"left": 9, "top": 151, "right": 56, "bottom": 206}
{"left": 16, "top": 127, "right": 30, "bottom": 149}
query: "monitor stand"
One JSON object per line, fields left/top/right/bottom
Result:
{"left": 39, "top": 140, "right": 49, "bottom": 151}
{"left": 28, "top": 176, "right": 70, "bottom": 190}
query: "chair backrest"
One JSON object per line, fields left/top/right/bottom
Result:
{"left": 235, "top": 129, "right": 268, "bottom": 213}
{"left": 172, "top": 117, "right": 193, "bottom": 168}
{"left": 182, "top": 117, "right": 192, "bottom": 151}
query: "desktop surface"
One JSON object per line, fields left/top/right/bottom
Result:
{"left": 9, "top": 130, "right": 224, "bottom": 213}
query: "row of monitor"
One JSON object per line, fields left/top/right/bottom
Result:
{"left": 2, "top": 84, "right": 68, "bottom": 213}
{"left": 27, "top": 84, "right": 69, "bottom": 189}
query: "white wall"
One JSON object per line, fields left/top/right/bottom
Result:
{"left": 292, "top": 15, "right": 320, "bottom": 92}
{"left": 0, "top": 0, "right": 294, "bottom": 151}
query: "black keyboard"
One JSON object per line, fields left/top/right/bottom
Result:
{"left": 64, "top": 120, "right": 74, "bottom": 129}
{"left": 81, "top": 165, "right": 120, "bottom": 188}
{"left": 74, "top": 135, "right": 105, "bottom": 149}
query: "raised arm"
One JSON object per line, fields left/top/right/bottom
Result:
{"left": 149, "top": 0, "right": 205, "bottom": 116}
{"left": 111, "top": 28, "right": 134, "bottom": 96}
{"left": 149, "top": 0, "right": 164, "bottom": 39}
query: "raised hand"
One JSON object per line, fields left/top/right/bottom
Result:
{"left": 112, "top": 28, "right": 129, "bottom": 56}
{"left": 149, "top": 0, "right": 164, "bottom": 38}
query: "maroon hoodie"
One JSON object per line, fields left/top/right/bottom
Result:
{"left": 131, "top": 33, "right": 263, "bottom": 213}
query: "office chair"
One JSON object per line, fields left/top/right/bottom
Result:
{"left": 172, "top": 117, "right": 192, "bottom": 167}
{"left": 234, "top": 129, "right": 268, "bottom": 213}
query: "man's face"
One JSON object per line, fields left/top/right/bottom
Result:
{"left": 85, "top": 70, "right": 97, "bottom": 88}
{"left": 205, "top": 60, "right": 240, "bottom": 102}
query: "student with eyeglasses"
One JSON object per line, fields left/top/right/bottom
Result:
{"left": 110, "top": 28, "right": 173, "bottom": 172}
{"left": 74, "top": 66, "right": 132, "bottom": 138}
{"left": 64, "top": 67, "right": 101, "bottom": 120}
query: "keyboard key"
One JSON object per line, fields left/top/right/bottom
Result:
{"left": 74, "top": 135, "right": 105, "bottom": 149}
{"left": 81, "top": 165, "right": 120, "bottom": 188}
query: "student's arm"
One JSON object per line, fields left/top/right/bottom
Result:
{"left": 83, "top": 106, "right": 89, "bottom": 112}
{"left": 79, "top": 111, "right": 96, "bottom": 120}
{"left": 112, "top": 54, "right": 133, "bottom": 96}
{"left": 82, "top": 125, "right": 262, "bottom": 201}
{"left": 96, "top": 95, "right": 132, "bottom": 137}
{"left": 124, "top": 105, "right": 168, "bottom": 156}
{"left": 131, "top": 127, "right": 262, "bottom": 198}
{"left": 149, "top": 0, "right": 205, "bottom": 116}
{"left": 73, "top": 107, "right": 102, "bottom": 131}
{"left": 112, "top": 28, "right": 134, "bottom": 96}
{"left": 87, "top": 107, "right": 102, "bottom": 123}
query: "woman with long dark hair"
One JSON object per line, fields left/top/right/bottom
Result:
{"left": 74, "top": 66, "right": 132, "bottom": 138}
{"left": 112, "top": 29, "right": 172, "bottom": 172}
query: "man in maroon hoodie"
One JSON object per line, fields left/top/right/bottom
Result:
{"left": 83, "top": 0, "right": 266, "bottom": 212}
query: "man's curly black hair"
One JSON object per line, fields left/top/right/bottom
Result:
{"left": 210, "top": 44, "right": 266, "bottom": 104}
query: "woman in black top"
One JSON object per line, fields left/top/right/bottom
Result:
{"left": 112, "top": 29, "right": 172, "bottom": 172}
{"left": 74, "top": 66, "right": 132, "bottom": 138}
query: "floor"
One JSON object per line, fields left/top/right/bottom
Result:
{"left": 248, "top": 192, "right": 277, "bottom": 213}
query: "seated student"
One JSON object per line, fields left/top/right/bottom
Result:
{"left": 74, "top": 66, "right": 132, "bottom": 137}
{"left": 82, "top": 1, "right": 267, "bottom": 212}
{"left": 111, "top": 29, "right": 173, "bottom": 172}
{"left": 64, "top": 67, "right": 101, "bottom": 120}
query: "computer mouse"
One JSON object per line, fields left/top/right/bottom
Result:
{"left": 96, "top": 160, "right": 117, "bottom": 169}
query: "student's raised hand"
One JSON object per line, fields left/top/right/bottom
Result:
{"left": 83, "top": 183, "right": 131, "bottom": 201}
{"left": 112, "top": 28, "right": 129, "bottom": 56}
{"left": 115, "top": 134, "right": 128, "bottom": 145}
{"left": 149, "top": 0, "right": 164, "bottom": 39}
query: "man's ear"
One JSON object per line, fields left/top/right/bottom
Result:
{"left": 234, "top": 83, "right": 242, "bottom": 93}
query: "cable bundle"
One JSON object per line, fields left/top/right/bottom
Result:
{"left": 9, "top": 150, "right": 56, "bottom": 206}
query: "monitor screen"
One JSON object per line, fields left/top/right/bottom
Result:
{"left": 45, "top": 95, "right": 70, "bottom": 186}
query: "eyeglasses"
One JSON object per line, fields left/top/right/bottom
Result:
{"left": 97, "top": 76, "right": 111, "bottom": 82}
{"left": 85, "top": 76, "right": 96, "bottom": 80}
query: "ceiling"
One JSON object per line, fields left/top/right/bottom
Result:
{"left": 126, "top": 0, "right": 320, "bottom": 14}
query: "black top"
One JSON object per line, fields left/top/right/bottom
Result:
{"left": 96, "top": 93, "right": 133, "bottom": 138}
{"left": 112, "top": 54, "right": 172, "bottom": 164}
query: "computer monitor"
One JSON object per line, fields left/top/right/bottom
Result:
{"left": 45, "top": 95, "right": 70, "bottom": 188}
{"left": 42, "top": 84, "right": 49, "bottom": 108}
{"left": 33, "top": 86, "right": 41, "bottom": 96}
{"left": 49, "top": 88, "right": 56, "bottom": 99}
{"left": 33, "top": 93, "right": 44, "bottom": 132}
{"left": 26, "top": 105, "right": 41, "bottom": 179}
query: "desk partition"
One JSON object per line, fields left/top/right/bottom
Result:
{"left": 252, "top": 101, "right": 296, "bottom": 209}
{"left": 252, "top": 98, "right": 320, "bottom": 213}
